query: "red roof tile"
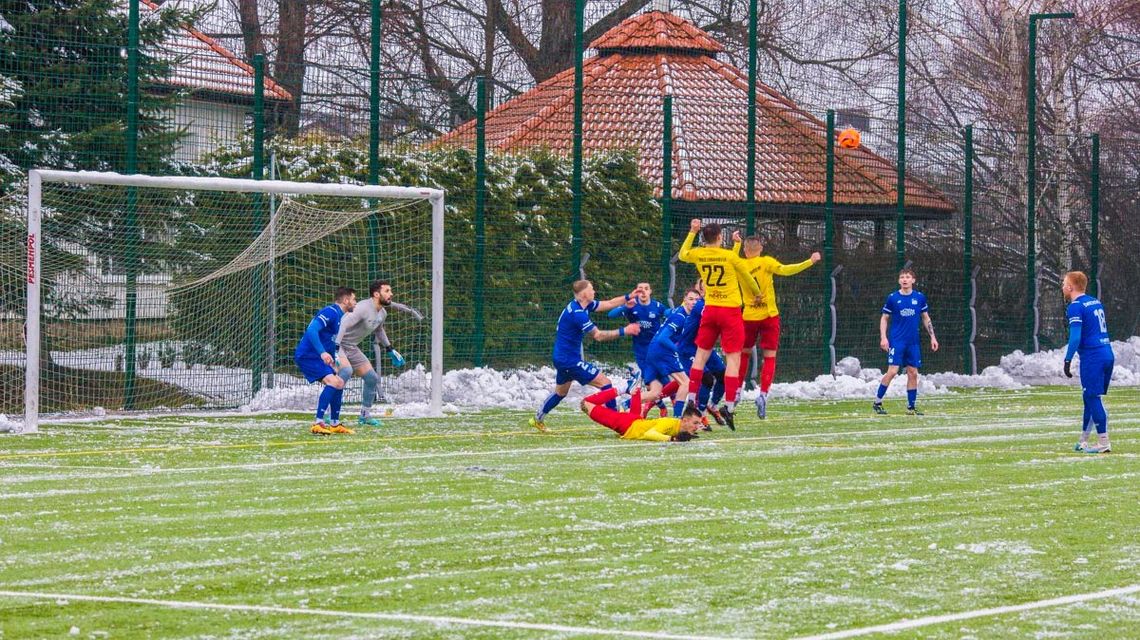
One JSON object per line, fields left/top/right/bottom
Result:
{"left": 435, "top": 11, "right": 953, "bottom": 214}
{"left": 142, "top": 0, "right": 293, "bottom": 102}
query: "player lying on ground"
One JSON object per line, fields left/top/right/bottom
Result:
{"left": 293, "top": 286, "right": 358, "bottom": 435}
{"left": 1062, "top": 270, "right": 1115, "bottom": 454}
{"left": 873, "top": 268, "right": 938, "bottom": 415}
{"left": 531, "top": 279, "right": 640, "bottom": 432}
{"left": 580, "top": 386, "right": 703, "bottom": 442}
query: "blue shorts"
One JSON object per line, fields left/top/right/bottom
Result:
{"left": 295, "top": 353, "right": 335, "bottom": 383}
{"left": 555, "top": 360, "right": 601, "bottom": 386}
{"left": 887, "top": 342, "right": 922, "bottom": 369}
{"left": 1079, "top": 355, "right": 1114, "bottom": 396}
{"left": 679, "top": 348, "right": 726, "bottom": 375}
{"left": 643, "top": 346, "right": 684, "bottom": 385}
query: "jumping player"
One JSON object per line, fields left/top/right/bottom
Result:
{"left": 678, "top": 218, "right": 761, "bottom": 429}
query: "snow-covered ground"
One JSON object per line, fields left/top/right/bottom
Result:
{"left": 4, "top": 338, "right": 1140, "bottom": 424}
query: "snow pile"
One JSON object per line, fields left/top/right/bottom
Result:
{"left": 0, "top": 414, "right": 16, "bottom": 432}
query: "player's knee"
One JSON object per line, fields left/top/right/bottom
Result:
{"left": 362, "top": 370, "right": 380, "bottom": 385}
{"left": 327, "top": 375, "right": 346, "bottom": 389}
{"left": 1082, "top": 388, "right": 1099, "bottom": 403}
{"left": 337, "top": 366, "right": 352, "bottom": 383}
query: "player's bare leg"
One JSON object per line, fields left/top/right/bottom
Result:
{"left": 905, "top": 366, "right": 922, "bottom": 415}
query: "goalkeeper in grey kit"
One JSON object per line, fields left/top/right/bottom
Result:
{"left": 335, "top": 279, "right": 417, "bottom": 426}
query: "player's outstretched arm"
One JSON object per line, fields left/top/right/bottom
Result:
{"left": 678, "top": 219, "right": 701, "bottom": 262}
{"left": 389, "top": 301, "right": 424, "bottom": 321}
{"left": 588, "top": 323, "right": 640, "bottom": 343}
{"left": 773, "top": 252, "right": 822, "bottom": 276}
{"left": 879, "top": 314, "right": 891, "bottom": 351}
{"left": 597, "top": 290, "right": 637, "bottom": 313}
{"left": 922, "top": 312, "right": 939, "bottom": 352}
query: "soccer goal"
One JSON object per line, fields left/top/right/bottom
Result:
{"left": 15, "top": 170, "right": 444, "bottom": 434}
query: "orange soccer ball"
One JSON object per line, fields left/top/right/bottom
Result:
{"left": 837, "top": 127, "right": 861, "bottom": 149}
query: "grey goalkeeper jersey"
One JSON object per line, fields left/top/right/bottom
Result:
{"left": 337, "top": 301, "right": 391, "bottom": 348}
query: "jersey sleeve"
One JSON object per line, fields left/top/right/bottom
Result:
{"left": 586, "top": 299, "right": 601, "bottom": 313}
{"left": 1066, "top": 301, "right": 1083, "bottom": 325}
{"left": 678, "top": 232, "right": 697, "bottom": 262}
{"left": 579, "top": 312, "right": 597, "bottom": 335}
{"left": 635, "top": 427, "right": 673, "bottom": 442}
{"left": 919, "top": 293, "right": 929, "bottom": 314}
{"left": 730, "top": 254, "right": 761, "bottom": 297}
{"left": 881, "top": 295, "right": 893, "bottom": 315}
{"left": 772, "top": 257, "right": 815, "bottom": 277}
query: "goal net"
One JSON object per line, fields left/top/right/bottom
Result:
{"left": 9, "top": 170, "right": 443, "bottom": 433}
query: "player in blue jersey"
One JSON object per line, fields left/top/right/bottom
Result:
{"left": 608, "top": 281, "right": 666, "bottom": 380}
{"left": 1062, "top": 271, "right": 1115, "bottom": 454}
{"left": 530, "top": 280, "right": 640, "bottom": 432}
{"left": 294, "top": 287, "right": 358, "bottom": 435}
{"left": 637, "top": 288, "right": 699, "bottom": 418}
{"left": 676, "top": 281, "right": 729, "bottom": 428}
{"left": 872, "top": 268, "right": 939, "bottom": 415}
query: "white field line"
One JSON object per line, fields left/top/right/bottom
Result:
{"left": 0, "top": 590, "right": 743, "bottom": 640}
{"left": 794, "top": 583, "right": 1140, "bottom": 640}
{"left": 3, "top": 421, "right": 1136, "bottom": 479}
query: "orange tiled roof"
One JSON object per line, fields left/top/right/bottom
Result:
{"left": 142, "top": 0, "right": 293, "bottom": 102}
{"left": 435, "top": 11, "right": 952, "bottom": 214}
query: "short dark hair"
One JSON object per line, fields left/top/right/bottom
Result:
{"left": 334, "top": 286, "right": 356, "bottom": 302}
{"left": 369, "top": 279, "right": 390, "bottom": 296}
{"left": 701, "top": 223, "right": 723, "bottom": 245}
{"left": 682, "top": 405, "right": 702, "bottom": 420}
{"left": 899, "top": 268, "right": 916, "bottom": 278}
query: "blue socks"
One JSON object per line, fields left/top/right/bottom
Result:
{"left": 673, "top": 400, "right": 686, "bottom": 417}
{"left": 537, "top": 392, "right": 564, "bottom": 421}
{"left": 1084, "top": 390, "right": 1108, "bottom": 434}
{"left": 876, "top": 384, "right": 888, "bottom": 402}
{"left": 316, "top": 385, "right": 337, "bottom": 422}
{"left": 329, "top": 388, "right": 344, "bottom": 423}
{"left": 907, "top": 388, "right": 917, "bottom": 409}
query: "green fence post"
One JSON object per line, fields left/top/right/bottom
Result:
{"left": 745, "top": 0, "right": 758, "bottom": 236}
{"left": 1090, "top": 133, "right": 1100, "bottom": 298}
{"left": 661, "top": 95, "right": 673, "bottom": 294}
{"left": 895, "top": 0, "right": 906, "bottom": 271}
{"left": 250, "top": 55, "right": 266, "bottom": 395}
{"left": 824, "top": 110, "right": 835, "bottom": 375}
{"left": 473, "top": 76, "right": 488, "bottom": 367}
{"left": 570, "top": 0, "right": 584, "bottom": 279}
{"left": 963, "top": 125, "right": 974, "bottom": 374}
{"left": 123, "top": 0, "right": 140, "bottom": 409}
{"left": 367, "top": 0, "right": 382, "bottom": 282}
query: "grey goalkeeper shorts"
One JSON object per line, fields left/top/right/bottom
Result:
{"left": 338, "top": 343, "right": 372, "bottom": 370}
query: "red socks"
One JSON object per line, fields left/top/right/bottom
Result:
{"left": 725, "top": 375, "right": 740, "bottom": 404}
{"left": 585, "top": 387, "right": 619, "bottom": 405}
{"left": 687, "top": 368, "right": 704, "bottom": 396}
{"left": 761, "top": 356, "right": 777, "bottom": 393}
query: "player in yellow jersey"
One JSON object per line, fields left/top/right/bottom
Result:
{"left": 733, "top": 232, "right": 821, "bottom": 418}
{"left": 678, "top": 218, "right": 761, "bottom": 430}
{"left": 580, "top": 386, "right": 703, "bottom": 442}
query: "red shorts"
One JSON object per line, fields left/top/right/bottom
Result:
{"left": 695, "top": 305, "right": 745, "bottom": 353}
{"left": 589, "top": 405, "right": 637, "bottom": 435}
{"left": 744, "top": 316, "right": 781, "bottom": 352}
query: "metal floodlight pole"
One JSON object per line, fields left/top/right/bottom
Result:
{"left": 123, "top": 0, "right": 141, "bottom": 410}
{"left": 896, "top": 0, "right": 907, "bottom": 271}
{"left": 1026, "top": 11, "right": 1074, "bottom": 354}
{"left": 661, "top": 95, "right": 674, "bottom": 293}
{"left": 745, "top": 0, "right": 759, "bottom": 236}
{"left": 824, "top": 110, "right": 836, "bottom": 375}
{"left": 1089, "top": 133, "right": 1100, "bottom": 298}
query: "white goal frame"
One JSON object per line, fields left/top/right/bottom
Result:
{"left": 21, "top": 169, "right": 445, "bottom": 434}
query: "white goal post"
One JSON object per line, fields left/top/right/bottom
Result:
{"left": 20, "top": 169, "right": 445, "bottom": 434}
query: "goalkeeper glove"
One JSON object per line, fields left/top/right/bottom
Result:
{"left": 1063, "top": 360, "right": 1073, "bottom": 378}
{"left": 386, "top": 345, "right": 405, "bottom": 368}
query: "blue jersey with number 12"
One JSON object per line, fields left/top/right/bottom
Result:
{"left": 1067, "top": 294, "right": 1112, "bottom": 358}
